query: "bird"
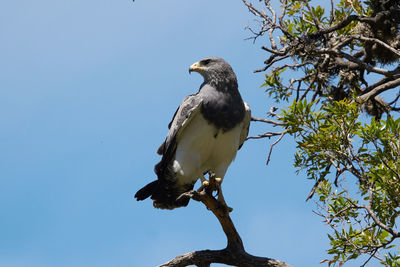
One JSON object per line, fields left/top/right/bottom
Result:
{"left": 134, "top": 57, "right": 251, "bottom": 209}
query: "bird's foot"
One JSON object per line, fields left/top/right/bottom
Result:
{"left": 199, "top": 174, "right": 220, "bottom": 197}
{"left": 202, "top": 180, "right": 210, "bottom": 187}
{"left": 212, "top": 177, "right": 222, "bottom": 198}
{"left": 206, "top": 175, "right": 220, "bottom": 194}
{"left": 194, "top": 173, "right": 233, "bottom": 213}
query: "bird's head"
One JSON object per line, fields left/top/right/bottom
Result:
{"left": 189, "top": 57, "right": 237, "bottom": 85}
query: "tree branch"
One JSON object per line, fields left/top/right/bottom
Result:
{"left": 159, "top": 248, "right": 290, "bottom": 267}
{"left": 359, "top": 77, "right": 400, "bottom": 102}
{"left": 159, "top": 175, "right": 291, "bottom": 267}
{"left": 251, "top": 117, "right": 286, "bottom": 126}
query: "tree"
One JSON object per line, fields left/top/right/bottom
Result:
{"left": 242, "top": 0, "right": 400, "bottom": 265}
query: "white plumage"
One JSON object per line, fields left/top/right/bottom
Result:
{"left": 173, "top": 102, "right": 251, "bottom": 186}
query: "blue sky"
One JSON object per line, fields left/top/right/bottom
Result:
{"left": 0, "top": 1, "right": 371, "bottom": 266}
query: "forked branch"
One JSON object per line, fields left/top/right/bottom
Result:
{"left": 159, "top": 174, "right": 291, "bottom": 267}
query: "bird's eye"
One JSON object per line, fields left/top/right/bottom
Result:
{"left": 202, "top": 59, "right": 211, "bottom": 65}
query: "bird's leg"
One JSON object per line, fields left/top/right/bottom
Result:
{"left": 200, "top": 174, "right": 209, "bottom": 187}
{"left": 208, "top": 174, "right": 232, "bottom": 212}
{"left": 214, "top": 178, "right": 226, "bottom": 204}
{"left": 212, "top": 177, "right": 222, "bottom": 198}
{"left": 216, "top": 180, "right": 233, "bottom": 212}
{"left": 207, "top": 173, "right": 218, "bottom": 193}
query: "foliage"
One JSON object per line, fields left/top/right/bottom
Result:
{"left": 283, "top": 99, "right": 400, "bottom": 265}
{"left": 243, "top": 0, "right": 400, "bottom": 265}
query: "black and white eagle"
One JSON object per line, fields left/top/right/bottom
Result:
{"left": 134, "top": 57, "right": 251, "bottom": 209}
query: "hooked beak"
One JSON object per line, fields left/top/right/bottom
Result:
{"left": 189, "top": 61, "right": 203, "bottom": 74}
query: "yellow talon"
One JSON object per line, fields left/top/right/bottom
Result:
{"left": 215, "top": 177, "right": 222, "bottom": 183}
{"left": 202, "top": 180, "right": 210, "bottom": 186}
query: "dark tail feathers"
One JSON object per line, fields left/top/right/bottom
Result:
{"left": 135, "top": 179, "right": 194, "bottom": 209}
{"left": 134, "top": 180, "right": 158, "bottom": 201}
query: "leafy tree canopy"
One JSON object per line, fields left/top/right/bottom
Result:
{"left": 242, "top": 0, "right": 400, "bottom": 265}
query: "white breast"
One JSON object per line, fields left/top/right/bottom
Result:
{"left": 172, "top": 112, "right": 242, "bottom": 185}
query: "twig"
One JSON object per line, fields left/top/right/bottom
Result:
{"left": 266, "top": 130, "right": 287, "bottom": 165}
{"left": 247, "top": 131, "right": 285, "bottom": 140}
{"left": 251, "top": 117, "right": 286, "bottom": 126}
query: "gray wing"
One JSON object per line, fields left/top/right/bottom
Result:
{"left": 239, "top": 102, "right": 251, "bottom": 149}
{"left": 157, "top": 94, "right": 203, "bottom": 156}
{"left": 150, "top": 94, "right": 203, "bottom": 209}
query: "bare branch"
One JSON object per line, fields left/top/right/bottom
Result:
{"left": 308, "top": 15, "right": 361, "bottom": 39}
{"left": 350, "top": 35, "right": 400, "bottom": 58}
{"left": 160, "top": 175, "right": 291, "bottom": 267}
{"left": 247, "top": 131, "right": 286, "bottom": 140}
{"left": 251, "top": 117, "right": 286, "bottom": 126}
{"left": 159, "top": 248, "right": 290, "bottom": 267}
{"left": 266, "top": 130, "right": 287, "bottom": 165}
{"left": 359, "top": 77, "right": 400, "bottom": 102}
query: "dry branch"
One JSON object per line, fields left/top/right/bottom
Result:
{"left": 159, "top": 174, "right": 291, "bottom": 267}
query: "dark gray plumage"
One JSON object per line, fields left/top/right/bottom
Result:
{"left": 135, "top": 57, "right": 251, "bottom": 209}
